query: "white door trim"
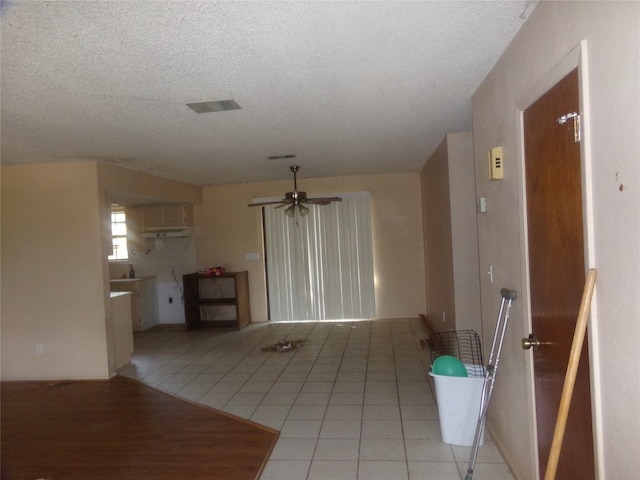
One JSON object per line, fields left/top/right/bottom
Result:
{"left": 514, "top": 40, "right": 603, "bottom": 480}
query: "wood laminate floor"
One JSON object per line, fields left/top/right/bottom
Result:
{"left": 1, "top": 375, "right": 279, "bottom": 480}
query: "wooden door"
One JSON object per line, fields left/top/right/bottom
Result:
{"left": 523, "top": 68, "right": 595, "bottom": 479}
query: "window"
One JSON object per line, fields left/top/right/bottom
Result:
{"left": 263, "top": 192, "right": 375, "bottom": 321}
{"left": 108, "top": 205, "right": 129, "bottom": 261}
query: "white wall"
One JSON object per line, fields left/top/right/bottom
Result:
{"left": 129, "top": 237, "right": 197, "bottom": 324}
{"left": 194, "top": 172, "right": 427, "bottom": 322}
{"left": 472, "top": 2, "right": 639, "bottom": 479}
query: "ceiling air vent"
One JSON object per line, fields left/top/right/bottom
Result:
{"left": 186, "top": 99, "right": 241, "bottom": 113}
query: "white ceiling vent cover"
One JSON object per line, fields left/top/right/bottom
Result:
{"left": 186, "top": 99, "right": 241, "bottom": 113}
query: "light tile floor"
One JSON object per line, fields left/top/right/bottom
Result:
{"left": 119, "top": 318, "right": 515, "bottom": 480}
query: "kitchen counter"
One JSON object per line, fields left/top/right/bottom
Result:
{"left": 109, "top": 277, "right": 158, "bottom": 331}
{"left": 109, "top": 291, "right": 133, "bottom": 371}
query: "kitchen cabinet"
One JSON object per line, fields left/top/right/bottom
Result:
{"left": 142, "top": 204, "right": 193, "bottom": 230}
{"left": 110, "top": 277, "right": 158, "bottom": 331}
{"left": 123, "top": 206, "right": 145, "bottom": 250}
{"left": 183, "top": 272, "right": 251, "bottom": 330}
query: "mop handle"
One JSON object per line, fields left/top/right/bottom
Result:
{"left": 543, "top": 269, "right": 597, "bottom": 480}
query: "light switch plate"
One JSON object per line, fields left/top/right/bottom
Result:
{"left": 489, "top": 146, "right": 504, "bottom": 180}
{"left": 477, "top": 197, "right": 487, "bottom": 213}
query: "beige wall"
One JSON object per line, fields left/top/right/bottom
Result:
{"left": 472, "top": 2, "right": 640, "bottom": 479}
{"left": 1, "top": 162, "right": 110, "bottom": 380}
{"left": 1, "top": 161, "right": 202, "bottom": 380}
{"left": 421, "top": 137, "right": 455, "bottom": 330}
{"left": 421, "top": 133, "right": 481, "bottom": 334}
{"left": 194, "top": 172, "right": 427, "bottom": 321}
{"left": 447, "top": 133, "right": 481, "bottom": 334}
{"left": 97, "top": 162, "right": 202, "bottom": 206}
{"left": 1, "top": 162, "right": 421, "bottom": 379}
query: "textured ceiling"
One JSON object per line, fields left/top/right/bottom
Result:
{"left": 1, "top": 1, "right": 537, "bottom": 186}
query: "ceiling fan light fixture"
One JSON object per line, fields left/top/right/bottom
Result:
{"left": 284, "top": 204, "right": 296, "bottom": 217}
{"left": 298, "top": 204, "right": 309, "bottom": 217}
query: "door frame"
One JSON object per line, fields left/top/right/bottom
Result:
{"left": 515, "top": 40, "right": 603, "bottom": 479}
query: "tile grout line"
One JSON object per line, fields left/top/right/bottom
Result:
{"left": 124, "top": 320, "right": 514, "bottom": 480}
{"left": 394, "top": 318, "right": 414, "bottom": 480}
{"left": 219, "top": 322, "right": 308, "bottom": 417}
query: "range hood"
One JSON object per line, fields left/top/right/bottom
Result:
{"left": 141, "top": 226, "right": 193, "bottom": 238}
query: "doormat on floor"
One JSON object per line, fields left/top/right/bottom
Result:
{"left": 261, "top": 339, "right": 304, "bottom": 353}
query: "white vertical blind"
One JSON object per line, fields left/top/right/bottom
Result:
{"left": 263, "top": 192, "right": 375, "bottom": 321}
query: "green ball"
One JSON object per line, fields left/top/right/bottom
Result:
{"left": 432, "top": 355, "right": 468, "bottom": 377}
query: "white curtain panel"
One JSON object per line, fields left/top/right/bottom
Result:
{"left": 263, "top": 192, "right": 375, "bottom": 321}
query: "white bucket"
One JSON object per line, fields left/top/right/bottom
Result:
{"left": 429, "top": 371, "right": 485, "bottom": 446}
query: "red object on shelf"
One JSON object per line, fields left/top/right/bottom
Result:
{"left": 204, "top": 267, "right": 225, "bottom": 277}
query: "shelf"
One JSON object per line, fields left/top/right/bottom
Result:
{"left": 190, "top": 298, "right": 238, "bottom": 305}
{"left": 182, "top": 272, "right": 251, "bottom": 330}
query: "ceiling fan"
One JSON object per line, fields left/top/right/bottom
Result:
{"left": 248, "top": 165, "right": 342, "bottom": 217}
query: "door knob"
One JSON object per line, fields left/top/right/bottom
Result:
{"left": 522, "top": 334, "right": 540, "bottom": 350}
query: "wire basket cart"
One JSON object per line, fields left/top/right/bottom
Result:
{"left": 428, "top": 329, "right": 485, "bottom": 377}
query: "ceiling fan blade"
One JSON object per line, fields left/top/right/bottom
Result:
{"left": 247, "top": 200, "right": 288, "bottom": 207}
{"left": 247, "top": 166, "right": 341, "bottom": 212}
{"left": 303, "top": 197, "right": 342, "bottom": 205}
